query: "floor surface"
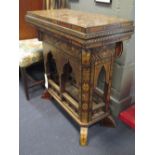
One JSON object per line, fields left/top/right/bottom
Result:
{"left": 19, "top": 81, "right": 135, "bottom": 155}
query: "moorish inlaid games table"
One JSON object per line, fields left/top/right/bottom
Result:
{"left": 26, "top": 9, "right": 134, "bottom": 146}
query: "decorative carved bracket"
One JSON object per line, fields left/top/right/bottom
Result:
{"left": 115, "top": 41, "right": 123, "bottom": 57}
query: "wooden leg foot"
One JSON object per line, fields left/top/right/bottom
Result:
{"left": 80, "top": 127, "right": 88, "bottom": 146}
{"left": 41, "top": 90, "right": 51, "bottom": 100}
{"left": 100, "top": 115, "right": 116, "bottom": 128}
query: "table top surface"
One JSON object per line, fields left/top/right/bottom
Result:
{"left": 27, "top": 9, "right": 133, "bottom": 33}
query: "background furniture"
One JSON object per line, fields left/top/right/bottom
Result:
{"left": 26, "top": 9, "right": 134, "bottom": 145}
{"left": 19, "top": 0, "right": 45, "bottom": 100}
{"left": 119, "top": 104, "right": 135, "bottom": 129}
{"left": 44, "top": 0, "right": 69, "bottom": 9}
{"left": 19, "top": 39, "right": 44, "bottom": 100}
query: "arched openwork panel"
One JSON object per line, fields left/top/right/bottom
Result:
{"left": 69, "top": 60, "right": 81, "bottom": 86}
{"left": 103, "top": 63, "right": 111, "bottom": 83}
{"left": 93, "top": 63, "right": 110, "bottom": 89}
{"left": 93, "top": 64, "right": 103, "bottom": 88}
{"left": 61, "top": 61, "right": 79, "bottom": 101}
{"left": 46, "top": 51, "right": 59, "bottom": 84}
{"left": 97, "top": 67, "right": 106, "bottom": 91}
{"left": 62, "top": 61, "right": 77, "bottom": 85}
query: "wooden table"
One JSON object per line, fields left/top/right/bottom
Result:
{"left": 26, "top": 9, "right": 134, "bottom": 146}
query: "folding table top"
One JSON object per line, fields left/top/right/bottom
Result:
{"left": 26, "top": 9, "right": 134, "bottom": 47}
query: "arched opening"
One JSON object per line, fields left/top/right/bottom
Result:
{"left": 62, "top": 62, "right": 79, "bottom": 101}
{"left": 97, "top": 67, "right": 106, "bottom": 91}
{"left": 46, "top": 52, "right": 59, "bottom": 85}
{"left": 93, "top": 66, "right": 106, "bottom": 107}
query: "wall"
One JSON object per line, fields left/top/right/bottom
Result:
{"left": 19, "top": 0, "right": 43, "bottom": 39}
{"left": 69, "top": 0, "right": 135, "bottom": 116}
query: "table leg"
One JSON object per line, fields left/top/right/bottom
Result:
{"left": 80, "top": 127, "right": 88, "bottom": 146}
{"left": 80, "top": 50, "right": 92, "bottom": 123}
{"left": 41, "top": 89, "right": 51, "bottom": 100}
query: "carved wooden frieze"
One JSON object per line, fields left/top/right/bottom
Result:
{"left": 43, "top": 33, "right": 81, "bottom": 60}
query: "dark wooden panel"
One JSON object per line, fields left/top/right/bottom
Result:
{"left": 19, "top": 0, "right": 43, "bottom": 40}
